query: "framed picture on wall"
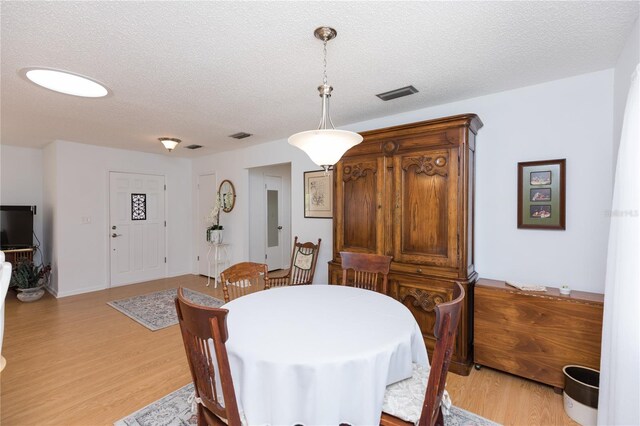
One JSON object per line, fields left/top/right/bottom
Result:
{"left": 517, "top": 159, "right": 566, "bottom": 230}
{"left": 304, "top": 170, "right": 333, "bottom": 218}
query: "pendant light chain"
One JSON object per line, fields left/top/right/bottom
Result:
{"left": 322, "top": 39, "right": 328, "bottom": 85}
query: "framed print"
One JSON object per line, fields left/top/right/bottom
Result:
{"left": 518, "top": 159, "right": 565, "bottom": 230}
{"left": 304, "top": 170, "right": 333, "bottom": 218}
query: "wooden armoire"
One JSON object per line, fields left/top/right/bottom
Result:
{"left": 328, "top": 114, "right": 482, "bottom": 375}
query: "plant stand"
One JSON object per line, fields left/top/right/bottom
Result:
{"left": 206, "top": 243, "right": 230, "bottom": 288}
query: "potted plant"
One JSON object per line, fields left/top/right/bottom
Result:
{"left": 10, "top": 260, "right": 51, "bottom": 302}
{"left": 206, "top": 193, "right": 224, "bottom": 244}
{"left": 207, "top": 224, "right": 224, "bottom": 244}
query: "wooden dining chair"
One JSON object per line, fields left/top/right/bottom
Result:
{"left": 340, "top": 251, "right": 393, "bottom": 294}
{"left": 269, "top": 237, "right": 321, "bottom": 287}
{"left": 380, "top": 282, "right": 465, "bottom": 426}
{"left": 220, "top": 262, "right": 269, "bottom": 303}
{"left": 174, "top": 287, "right": 243, "bottom": 426}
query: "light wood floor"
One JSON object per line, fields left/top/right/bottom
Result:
{"left": 1, "top": 275, "right": 577, "bottom": 425}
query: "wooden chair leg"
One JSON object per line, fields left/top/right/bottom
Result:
{"left": 197, "top": 405, "right": 207, "bottom": 425}
{"left": 434, "top": 406, "right": 444, "bottom": 426}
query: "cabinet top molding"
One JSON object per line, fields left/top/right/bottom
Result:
{"left": 344, "top": 113, "right": 482, "bottom": 158}
{"left": 360, "top": 114, "right": 483, "bottom": 139}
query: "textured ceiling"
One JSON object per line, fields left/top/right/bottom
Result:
{"left": 1, "top": 1, "right": 638, "bottom": 157}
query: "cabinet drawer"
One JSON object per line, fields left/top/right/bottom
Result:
{"left": 391, "top": 262, "right": 460, "bottom": 279}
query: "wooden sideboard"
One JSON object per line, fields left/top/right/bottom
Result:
{"left": 474, "top": 279, "right": 604, "bottom": 390}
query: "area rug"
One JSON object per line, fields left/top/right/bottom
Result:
{"left": 107, "top": 288, "right": 224, "bottom": 331}
{"left": 114, "top": 383, "right": 501, "bottom": 426}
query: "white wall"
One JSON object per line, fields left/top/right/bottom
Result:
{"left": 50, "top": 140, "right": 193, "bottom": 297}
{"left": 192, "top": 144, "right": 333, "bottom": 283}
{"left": 2, "top": 69, "right": 617, "bottom": 295}
{"left": 42, "top": 143, "right": 58, "bottom": 293}
{"left": 0, "top": 145, "right": 44, "bottom": 264}
{"left": 194, "top": 69, "right": 614, "bottom": 293}
{"left": 613, "top": 18, "right": 639, "bottom": 162}
{"left": 352, "top": 70, "right": 614, "bottom": 293}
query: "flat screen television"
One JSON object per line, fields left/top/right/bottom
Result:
{"left": 0, "top": 205, "right": 35, "bottom": 250}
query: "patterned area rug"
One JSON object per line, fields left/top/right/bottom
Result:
{"left": 107, "top": 288, "right": 224, "bottom": 331}
{"left": 114, "top": 383, "right": 501, "bottom": 426}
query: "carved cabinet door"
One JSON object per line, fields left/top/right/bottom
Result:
{"left": 334, "top": 156, "right": 385, "bottom": 256}
{"left": 392, "top": 148, "right": 459, "bottom": 268}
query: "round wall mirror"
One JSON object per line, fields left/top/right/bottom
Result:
{"left": 219, "top": 180, "right": 236, "bottom": 213}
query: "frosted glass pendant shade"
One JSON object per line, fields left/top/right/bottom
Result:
{"left": 288, "top": 129, "right": 363, "bottom": 168}
{"left": 158, "top": 137, "right": 181, "bottom": 151}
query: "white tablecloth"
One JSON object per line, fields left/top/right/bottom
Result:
{"left": 224, "top": 285, "right": 428, "bottom": 426}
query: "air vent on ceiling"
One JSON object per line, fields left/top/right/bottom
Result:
{"left": 185, "top": 144, "right": 203, "bottom": 150}
{"left": 229, "top": 132, "right": 252, "bottom": 139}
{"left": 376, "top": 85, "right": 419, "bottom": 101}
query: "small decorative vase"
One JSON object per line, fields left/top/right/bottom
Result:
{"left": 211, "top": 230, "right": 223, "bottom": 244}
{"left": 559, "top": 285, "right": 571, "bottom": 296}
{"left": 16, "top": 285, "right": 45, "bottom": 302}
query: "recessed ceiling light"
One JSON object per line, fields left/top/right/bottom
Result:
{"left": 21, "top": 68, "right": 109, "bottom": 98}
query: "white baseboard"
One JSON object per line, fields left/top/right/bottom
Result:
{"left": 46, "top": 272, "right": 196, "bottom": 298}
{"left": 47, "top": 283, "right": 107, "bottom": 298}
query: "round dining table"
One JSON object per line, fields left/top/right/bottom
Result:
{"left": 223, "top": 284, "right": 429, "bottom": 426}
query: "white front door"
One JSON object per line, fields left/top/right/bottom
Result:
{"left": 265, "top": 175, "right": 284, "bottom": 271}
{"left": 198, "top": 173, "right": 217, "bottom": 276}
{"left": 109, "top": 172, "right": 166, "bottom": 286}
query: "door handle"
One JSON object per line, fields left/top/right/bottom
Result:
{"left": 112, "top": 233, "right": 122, "bottom": 238}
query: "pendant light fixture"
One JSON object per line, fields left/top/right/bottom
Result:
{"left": 288, "top": 27, "right": 362, "bottom": 172}
{"left": 159, "top": 137, "right": 181, "bottom": 151}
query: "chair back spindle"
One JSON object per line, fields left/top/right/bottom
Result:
{"left": 268, "top": 237, "right": 321, "bottom": 287}
{"left": 221, "top": 262, "right": 269, "bottom": 303}
{"left": 339, "top": 251, "right": 392, "bottom": 294}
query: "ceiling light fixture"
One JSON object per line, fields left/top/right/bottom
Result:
{"left": 159, "top": 137, "right": 181, "bottom": 152}
{"left": 22, "top": 68, "right": 109, "bottom": 98}
{"left": 288, "top": 27, "right": 362, "bottom": 172}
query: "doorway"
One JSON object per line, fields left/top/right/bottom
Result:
{"left": 109, "top": 172, "right": 166, "bottom": 286}
{"left": 265, "top": 175, "right": 284, "bottom": 270}
{"left": 248, "top": 163, "right": 291, "bottom": 270}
